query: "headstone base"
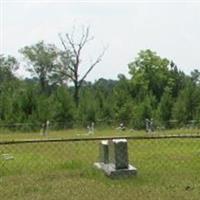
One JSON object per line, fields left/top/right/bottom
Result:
{"left": 94, "top": 162, "right": 137, "bottom": 178}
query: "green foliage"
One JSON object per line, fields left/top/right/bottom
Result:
{"left": 53, "top": 86, "right": 74, "bottom": 127}
{"left": 1, "top": 48, "right": 200, "bottom": 130}
{"left": 131, "top": 95, "right": 156, "bottom": 129}
{"left": 77, "top": 87, "right": 98, "bottom": 126}
{"left": 172, "top": 80, "right": 200, "bottom": 123}
{"left": 0, "top": 55, "right": 20, "bottom": 124}
{"left": 35, "top": 94, "right": 56, "bottom": 123}
{"left": 0, "top": 55, "right": 18, "bottom": 83}
{"left": 19, "top": 41, "right": 67, "bottom": 93}
{"left": 1, "top": 132, "right": 200, "bottom": 200}
{"left": 156, "top": 87, "right": 173, "bottom": 127}
{"left": 128, "top": 49, "right": 170, "bottom": 101}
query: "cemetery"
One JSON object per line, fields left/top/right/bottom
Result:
{"left": 0, "top": 128, "right": 200, "bottom": 200}
{"left": 1, "top": 1, "right": 200, "bottom": 199}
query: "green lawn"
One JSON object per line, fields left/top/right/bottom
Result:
{"left": 0, "top": 129, "right": 200, "bottom": 200}
{"left": 0, "top": 127, "right": 199, "bottom": 141}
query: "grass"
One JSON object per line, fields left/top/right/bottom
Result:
{"left": 0, "top": 127, "right": 199, "bottom": 141}
{"left": 0, "top": 129, "right": 200, "bottom": 200}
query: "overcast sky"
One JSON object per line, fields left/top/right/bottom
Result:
{"left": 1, "top": 0, "right": 200, "bottom": 81}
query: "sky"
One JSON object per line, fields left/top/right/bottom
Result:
{"left": 1, "top": 0, "right": 200, "bottom": 81}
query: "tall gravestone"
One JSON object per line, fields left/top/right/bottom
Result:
{"left": 99, "top": 140, "right": 109, "bottom": 164}
{"left": 109, "top": 139, "right": 129, "bottom": 169}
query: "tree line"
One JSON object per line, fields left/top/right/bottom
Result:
{"left": 0, "top": 28, "right": 200, "bottom": 131}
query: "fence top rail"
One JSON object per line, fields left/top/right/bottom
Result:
{"left": 0, "top": 134, "right": 200, "bottom": 145}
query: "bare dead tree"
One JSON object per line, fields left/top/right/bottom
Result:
{"left": 58, "top": 26, "right": 106, "bottom": 107}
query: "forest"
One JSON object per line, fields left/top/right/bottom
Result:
{"left": 1, "top": 38, "right": 200, "bottom": 131}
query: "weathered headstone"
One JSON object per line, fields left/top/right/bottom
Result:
{"left": 87, "top": 124, "right": 91, "bottom": 134}
{"left": 145, "top": 118, "right": 154, "bottom": 133}
{"left": 145, "top": 118, "right": 150, "bottom": 132}
{"left": 116, "top": 122, "right": 126, "bottom": 131}
{"left": 42, "top": 120, "right": 50, "bottom": 136}
{"left": 87, "top": 122, "right": 95, "bottom": 135}
{"left": 150, "top": 118, "right": 154, "bottom": 132}
{"left": 94, "top": 139, "right": 137, "bottom": 178}
{"left": 91, "top": 122, "right": 95, "bottom": 134}
{"left": 99, "top": 140, "right": 109, "bottom": 164}
{"left": 109, "top": 139, "right": 128, "bottom": 169}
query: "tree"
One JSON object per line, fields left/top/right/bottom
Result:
{"left": 0, "top": 55, "right": 18, "bottom": 83}
{"left": 113, "top": 74, "right": 133, "bottom": 125}
{"left": 191, "top": 69, "right": 200, "bottom": 85}
{"left": 157, "top": 87, "right": 173, "bottom": 127}
{"left": 172, "top": 81, "right": 200, "bottom": 123}
{"left": 131, "top": 95, "right": 156, "bottom": 129}
{"left": 128, "top": 49, "right": 170, "bottom": 101}
{"left": 93, "top": 78, "right": 117, "bottom": 121}
{"left": 0, "top": 55, "right": 19, "bottom": 123}
{"left": 20, "top": 41, "right": 60, "bottom": 93}
{"left": 77, "top": 87, "right": 98, "bottom": 126}
{"left": 59, "top": 26, "right": 106, "bottom": 107}
{"left": 53, "top": 86, "right": 74, "bottom": 128}
{"left": 169, "top": 61, "right": 186, "bottom": 98}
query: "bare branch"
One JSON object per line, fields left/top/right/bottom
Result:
{"left": 81, "top": 27, "right": 94, "bottom": 48}
{"left": 79, "top": 47, "right": 107, "bottom": 87}
{"left": 63, "top": 73, "right": 75, "bottom": 82}
{"left": 58, "top": 34, "right": 76, "bottom": 73}
{"left": 58, "top": 25, "right": 106, "bottom": 107}
{"left": 65, "top": 33, "right": 77, "bottom": 57}
{"left": 58, "top": 33, "right": 69, "bottom": 53}
{"left": 54, "top": 66, "right": 75, "bottom": 82}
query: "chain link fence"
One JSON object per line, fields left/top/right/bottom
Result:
{"left": 0, "top": 135, "right": 200, "bottom": 200}
{"left": 0, "top": 119, "right": 200, "bottom": 133}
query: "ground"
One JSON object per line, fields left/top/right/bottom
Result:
{"left": 0, "top": 129, "right": 200, "bottom": 200}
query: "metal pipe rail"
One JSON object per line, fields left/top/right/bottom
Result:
{"left": 0, "top": 134, "right": 200, "bottom": 145}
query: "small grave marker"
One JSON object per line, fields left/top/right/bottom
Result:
{"left": 87, "top": 122, "right": 95, "bottom": 135}
{"left": 145, "top": 118, "right": 154, "bottom": 133}
{"left": 42, "top": 120, "right": 50, "bottom": 136}
{"left": 1, "top": 153, "right": 14, "bottom": 160}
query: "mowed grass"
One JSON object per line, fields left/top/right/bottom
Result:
{"left": 0, "top": 129, "right": 200, "bottom": 200}
{"left": 0, "top": 127, "right": 199, "bottom": 141}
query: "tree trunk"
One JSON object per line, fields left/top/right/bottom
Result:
{"left": 74, "top": 82, "right": 79, "bottom": 108}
